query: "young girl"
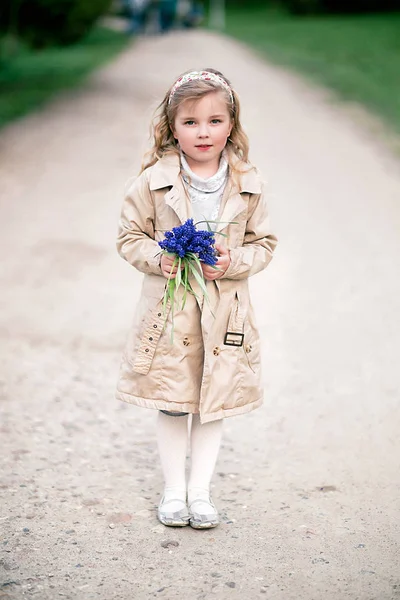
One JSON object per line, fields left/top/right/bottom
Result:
{"left": 116, "top": 68, "right": 277, "bottom": 529}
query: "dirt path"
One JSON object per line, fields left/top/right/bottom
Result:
{"left": 1, "top": 30, "right": 400, "bottom": 600}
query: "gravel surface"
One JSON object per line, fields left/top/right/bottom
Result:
{"left": 1, "top": 30, "right": 400, "bottom": 600}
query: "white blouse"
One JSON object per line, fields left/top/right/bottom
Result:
{"left": 180, "top": 152, "right": 228, "bottom": 232}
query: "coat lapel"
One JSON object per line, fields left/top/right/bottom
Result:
{"left": 149, "top": 153, "right": 192, "bottom": 225}
{"left": 215, "top": 151, "right": 262, "bottom": 233}
{"left": 164, "top": 176, "right": 192, "bottom": 225}
{"left": 215, "top": 183, "right": 247, "bottom": 233}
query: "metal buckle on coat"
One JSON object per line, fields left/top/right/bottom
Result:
{"left": 224, "top": 331, "right": 244, "bottom": 347}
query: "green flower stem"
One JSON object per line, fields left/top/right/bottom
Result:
{"left": 160, "top": 250, "right": 216, "bottom": 342}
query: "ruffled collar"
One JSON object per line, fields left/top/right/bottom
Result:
{"left": 180, "top": 152, "right": 228, "bottom": 193}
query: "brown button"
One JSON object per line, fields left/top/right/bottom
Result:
{"left": 153, "top": 324, "right": 157, "bottom": 329}
{"left": 149, "top": 337, "right": 153, "bottom": 341}
{"left": 213, "top": 347, "right": 220, "bottom": 356}
{"left": 157, "top": 313, "right": 162, "bottom": 317}
{"left": 245, "top": 344, "right": 252, "bottom": 353}
{"left": 145, "top": 348, "right": 149, "bottom": 353}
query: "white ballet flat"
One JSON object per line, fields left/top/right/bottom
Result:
{"left": 157, "top": 497, "right": 190, "bottom": 527}
{"left": 188, "top": 497, "right": 219, "bottom": 529}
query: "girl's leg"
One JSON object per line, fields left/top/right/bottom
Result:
{"left": 188, "top": 415, "right": 223, "bottom": 517}
{"left": 156, "top": 411, "right": 189, "bottom": 513}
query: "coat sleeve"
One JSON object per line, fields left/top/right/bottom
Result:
{"left": 222, "top": 184, "right": 278, "bottom": 280}
{"left": 116, "top": 171, "right": 163, "bottom": 276}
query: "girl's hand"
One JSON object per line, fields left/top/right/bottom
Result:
{"left": 160, "top": 253, "right": 183, "bottom": 279}
{"left": 201, "top": 244, "right": 230, "bottom": 281}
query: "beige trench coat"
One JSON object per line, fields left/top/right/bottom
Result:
{"left": 116, "top": 153, "right": 277, "bottom": 423}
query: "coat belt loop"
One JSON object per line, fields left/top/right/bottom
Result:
{"left": 224, "top": 293, "right": 245, "bottom": 347}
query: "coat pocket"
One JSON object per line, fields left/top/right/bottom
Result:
{"left": 224, "top": 293, "right": 260, "bottom": 383}
{"left": 123, "top": 278, "right": 167, "bottom": 373}
{"left": 241, "top": 303, "right": 261, "bottom": 376}
{"left": 131, "top": 300, "right": 170, "bottom": 375}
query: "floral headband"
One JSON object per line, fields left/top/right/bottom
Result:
{"left": 168, "top": 71, "right": 234, "bottom": 105}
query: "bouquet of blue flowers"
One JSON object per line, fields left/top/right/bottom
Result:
{"left": 158, "top": 218, "right": 218, "bottom": 335}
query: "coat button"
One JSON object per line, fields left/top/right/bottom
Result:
{"left": 183, "top": 337, "right": 190, "bottom": 346}
{"left": 149, "top": 337, "right": 153, "bottom": 342}
{"left": 153, "top": 324, "right": 157, "bottom": 329}
{"left": 145, "top": 348, "right": 149, "bottom": 353}
{"left": 157, "top": 313, "right": 162, "bottom": 317}
{"left": 245, "top": 344, "right": 252, "bottom": 353}
{"left": 213, "top": 347, "right": 220, "bottom": 356}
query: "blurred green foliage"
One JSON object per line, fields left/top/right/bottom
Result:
{"left": 0, "top": 26, "right": 128, "bottom": 128}
{"left": 281, "top": 0, "right": 400, "bottom": 15}
{"left": 222, "top": 0, "right": 400, "bottom": 13}
{"left": 0, "top": 0, "right": 112, "bottom": 48}
{"left": 225, "top": 6, "right": 400, "bottom": 132}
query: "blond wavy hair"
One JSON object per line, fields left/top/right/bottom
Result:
{"left": 140, "top": 68, "right": 252, "bottom": 176}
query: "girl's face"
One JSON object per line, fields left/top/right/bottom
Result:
{"left": 172, "top": 91, "right": 232, "bottom": 175}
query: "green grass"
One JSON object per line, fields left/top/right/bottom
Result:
{"left": 224, "top": 7, "right": 400, "bottom": 133}
{"left": 0, "top": 26, "right": 129, "bottom": 128}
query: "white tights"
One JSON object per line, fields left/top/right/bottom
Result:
{"left": 156, "top": 411, "right": 223, "bottom": 511}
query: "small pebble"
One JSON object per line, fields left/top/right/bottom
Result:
{"left": 161, "top": 540, "right": 179, "bottom": 549}
{"left": 360, "top": 569, "right": 375, "bottom": 575}
{"left": 109, "top": 524, "right": 115, "bottom": 529}
{"left": 226, "top": 582, "right": 236, "bottom": 588}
